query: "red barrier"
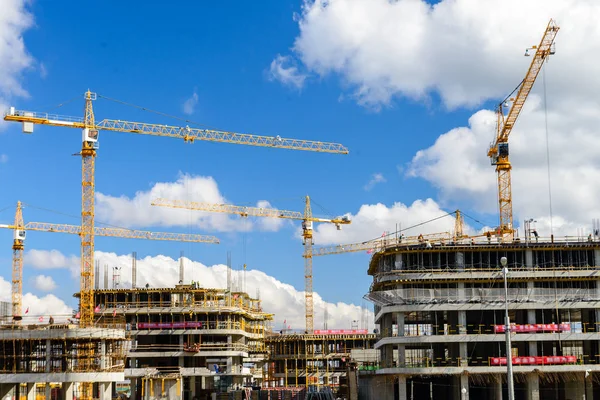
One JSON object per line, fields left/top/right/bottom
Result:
{"left": 490, "top": 355, "right": 577, "bottom": 366}
{"left": 494, "top": 323, "right": 570, "bottom": 333}
{"left": 313, "top": 329, "right": 369, "bottom": 335}
{"left": 137, "top": 322, "right": 203, "bottom": 329}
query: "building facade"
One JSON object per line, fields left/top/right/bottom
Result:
{"left": 365, "top": 236, "right": 600, "bottom": 400}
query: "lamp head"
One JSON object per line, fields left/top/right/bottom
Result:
{"left": 500, "top": 256, "right": 508, "bottom": 267}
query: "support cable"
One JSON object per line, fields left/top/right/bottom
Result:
{"left": 542, "top": 65, "right": 554, "bottom": 236}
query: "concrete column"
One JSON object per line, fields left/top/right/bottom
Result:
{"left": 381, "top": 313, "right": 393, "bottom": 337}
{"left": 526, "top": 373, "right": 540, "bottom": 400}
{"left": 179, "top": 335, "right": 185, "bottom": 367}
{"left": 459, "top": 342, "right": 468, "bottom": 367}
{"left": 493, "top": 378, "right": 502, "bottom": 400}
{"left": 458, "top": 282, "right": 465, "bottom": 302}
{"left": 99, "top": 383, "right": 112, "bottom": 400}
{"left": 525, "top": 249, "right": 533, "bottom": 268}
{"left": 100, "top": 340, "right": 106, "bottom": 370}
{"left": 459, "top": 374, "right": 469, "bottom": 400}
{"left": 190, "top": 376, "right": 196, "bottom": 398}
{"left": 130, "top": 379, "right": 137, "bottom": 400}
{"left": 397, "top": 345, "right": 405, "bottom": 367}
{"left": 45, "top": 384, "right": 51, "bottom": 400}
{"left": 396, "top": 312, "right": 405, "bottom": 336}
{"left": 25, "top": 383, "right": 35, "bottom": 400}
{"left": 382, "top": 344, "right": 394, "bottom": 368}
{"left": 61, "top": 382, "right": 73, "bottom": 400}
{"left": 527, "top": 309, "right": 537, "bottom": 357}
{"left": 456, "top": 252, "right": 464, "bottom": 271}
{"left": 458, "top": 311, "right": 467, "bottom": 334}
{"left": 46, "top": 339, "right": 51, "bottom": 373}
{"left": 594, "top": 249, "right": 600, "bottom": 268}
{"left": 398, "top": 376, "right": 407, "bottom": 400}
{"left": 585, "top": 374, "right": 593, "bottom": 400}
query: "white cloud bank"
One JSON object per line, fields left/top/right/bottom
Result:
{"left": 282, "top": 0, "right": 599, "bottom": 109}
{"left": 311, "top": 198, "right": 462, "bottom": 246}
{"left": 95, "top": 173, "right": 285, "bottom": 232}
{"left": 0, "top": 276, "right": 73, "bottom": 323}
{"left": 275, "top": 0, "right": 600, "bottom": 235}
{"left": 25, "top": 249, "right": 374, "bottom": 330}
{"left": 0, "top": 0, "right": 34, "bottom": 129}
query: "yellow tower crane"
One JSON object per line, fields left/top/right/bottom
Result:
{"left": 151, "top": 196, "right": 351, "bottom": 332}
{"left": 0, "top": 201, "right": 220, "bottom": 322}
{"left": 487, "top": 19, "right": 559, "bottom": 237}
{"left": 4, "top": 91, "right": 348, "bottom": 328}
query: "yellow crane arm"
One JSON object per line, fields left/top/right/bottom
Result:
{"left": 151, "top": 198, "right": 352, "bottom": 226}
{"left": 4, "top": 110, "right": 349, "bottom": 154}
{"left": 488, "top": 19, "right": 559, "bottom": 154}
{"left": 312, "top": 241, "right": 382, "bottom": 257}
{"left": 0, "top": 222, "right": 220, "bottom": 244}
{"left": 312, "top": 231, "right": 455, "bottom": 257}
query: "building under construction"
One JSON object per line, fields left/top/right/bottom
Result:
{"left": 265, "top": 330, "right": 377, "bottom": 397}
{"left": 362, "top": 233, "right": 600, "bottom": 400}
{"left": 0, "top": 321, "right": 128, "bottom": 400}
{"left": 91, "top": 284, "right": 273, "bottom": 399}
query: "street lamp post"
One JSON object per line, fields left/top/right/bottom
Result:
{"left": 501, "top": 256, "right": 515, "bottom": 400}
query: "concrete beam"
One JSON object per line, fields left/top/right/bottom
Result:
{"left": 131, "top": 329, "right": 262, "bottom": 339}
{"left": 376, "top": 301, "right": 600, "bottom": 319}
{"left": 374, "top": 269, "right": 600, "bottom": 283}
{"left": 375, "top": 332, "right": 600, "bottom": 347}
{"left": 374, "top": 364, "right": 600, "bottom": 376}
{"left": 0, "top": 328, "right": 125, "bottom": 341}
{"left": 0, "top": 372, "right": 124, "bottom": 384}
{"left": 129, "top": 350, "right": 248, "bottom": 358}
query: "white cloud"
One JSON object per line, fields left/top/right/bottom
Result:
{"left": 27, "top": 250, "right": 373, "bottom": 331}
{"left": 311, "top": 198, "right": 462, "bottom": 246}
{"left": 33, "top": 275, "right": 57, "bottom": 291}
{"left": 283, "top": 0, "right": 599, "bottom": 109}
{"left": 96, "top": 173, "right": 287, "bottom": 233}
{"left": 39, "top": 62, "right": 47, "bottom": 79}
{"left": 25, "top": 249, "right": 80, "bottom": 273}
{"left": 182, "top": 89, "right": 198, "bottom": 115}
{"left": 268, "top": 54, "right": 307, "bottom": 89}
{"left": 0, "top": 154, "right": 7, "bottom": 163}
{"left": 407, "top": 94, "right": 600, "bottom": 236}
{"left": 363, "top": 173, "right": 386, "bottom": 191}
{"left": 0, "top": 276, "right": 73, "bottom": 324}
{"left": 0, "top": 0, "right": 34, "bottom": 129}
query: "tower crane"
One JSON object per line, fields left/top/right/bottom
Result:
{"left": 0, "top": 201, "right": 220, "bottom": 322}
{"left": 4, "top": 90, "right": 348, "bottom": 328}
{"left": 487, "top": 19, "right": 559, "bottom": 237}
{"left": 151, "top": 196, "right": 351, "bottom": 332}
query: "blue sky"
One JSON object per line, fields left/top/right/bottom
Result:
{"left": 1, "top": 0, "right": 598, "bottom": 328}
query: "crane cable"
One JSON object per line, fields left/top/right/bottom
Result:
{"left": 542, "top": 65, "right": 554, "bottom": 237}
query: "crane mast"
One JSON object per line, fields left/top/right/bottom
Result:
{"left": 487, "top": 19, "right": 559, "bottom": 236}
{"left": 81, "top": 90, "right": 97, "bottom": 328}
{"left": 11, "top": 202, "right": 25, "bottom": 322}
{"left": 302, "top": 196, "right": 314, "bottom": 332}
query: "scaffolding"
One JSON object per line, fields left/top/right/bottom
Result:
{"left": 265, "top": 332, "right": 377, "bottom": 397}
